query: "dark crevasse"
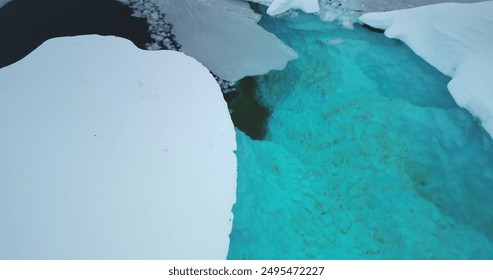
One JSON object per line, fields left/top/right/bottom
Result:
{"left": 228, "top": 9, "right": 493, "bottom": 259}
{"left": 0, "top": 0, "right": 152, "bottom": 68}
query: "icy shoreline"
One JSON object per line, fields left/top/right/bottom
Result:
{"left": 360, "top": 1, "right": 493, "bottom": 138}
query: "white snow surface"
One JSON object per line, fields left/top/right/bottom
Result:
{"left": 0, "top": 0, "right": 11, "bottom": 9}
{"left": 144, "top": 0, "right": 297, "bottom": 82}
{"left": 0, "top": 35, "right": 237, "bottom": 259}
{"left": 360, "top": 1, "right": 493, "bottom": 137}
{"left": 318, "top": 0, "right": 482, "bottom": 28}
{"left": 338, "top": 0, "right": 481, "bottom": 12}
{"left": 248, "top": 0, "right": 320, "bottom": 16}
{"left": 246, "top": 0, "right": 480, "bottom": 16}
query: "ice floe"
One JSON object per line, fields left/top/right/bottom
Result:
{"left": 0, "top": 35, "right": 236, "bottom": 259}
{"left": 121, "top": 0, "right": 297, "bottom": 82}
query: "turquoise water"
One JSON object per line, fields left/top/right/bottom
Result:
{"left": 228, "top": 11, "right": 493, "bottom": 259}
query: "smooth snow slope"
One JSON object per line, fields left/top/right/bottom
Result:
{"left": 143, "top": 0, "right": 297, "bottom": 82}
{"left": 0, "top": 35, "right": 236, "bottom": 259}
{"left": 360, "top": 1, "right": 493, "bottom": 138}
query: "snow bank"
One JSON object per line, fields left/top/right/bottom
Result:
{"left": 360, "top": 1, "right": 493, "bottom": 138}
{"left": 0, "top": 35, "right": 236, "bottom": 259}
{"left": 248, "top": 0, "right": 319, "bottom": 16}
{"left": 142, "top": 0, "right": 297, "bottom": 82}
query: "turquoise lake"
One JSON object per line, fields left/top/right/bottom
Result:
{"left": 228, "top": 10, "right": 493, "bottom": 259}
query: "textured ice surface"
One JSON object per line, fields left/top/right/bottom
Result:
{"left": 0, "top": 35, "right": 236, "bottom": 259}
{"left": 140, "top": 0, "right": 297, "bottom": 82}
{"left": 360, "top": 1, "right": 493, "bottom": 139}
{"left": 228, "top": 11, "right": 493, "bottom": 259}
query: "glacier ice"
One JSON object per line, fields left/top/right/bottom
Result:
{"left": 0, "top": 35, "right": 236, "bottom": 259}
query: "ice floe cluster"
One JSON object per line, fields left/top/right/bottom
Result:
{"left": 248, "top": 0, "right": 319, "bottom": 16}
{"left": 318, "top": 0, "right": 360, "bottom": 28}
{"left": 119, "top": 0, "right": 180, "bottom": 51}
{"left": 118, "top": 0, "right": 236, "bottom": 93}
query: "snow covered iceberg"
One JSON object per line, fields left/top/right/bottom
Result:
{"left": 0, "top": 35, "right": 236, "bottom": 259}
{"left": 360, "top": 1, "right": 493, "bottom": 138}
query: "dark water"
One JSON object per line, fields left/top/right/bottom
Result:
{"left": 229, "top": 76, "right": 270, "bottom": 140}
{"left": 0, "top": 0, "right": 152, "bottom": 68}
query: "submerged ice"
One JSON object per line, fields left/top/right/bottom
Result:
{"left": 228, "top": 10, "right": 493, "bottom": 259}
